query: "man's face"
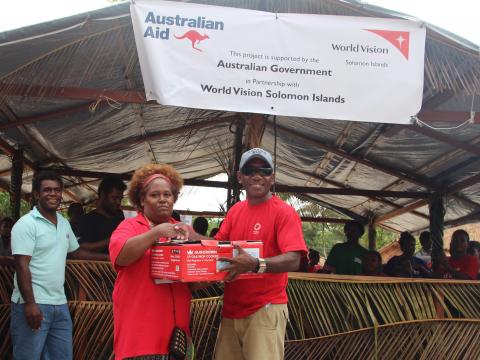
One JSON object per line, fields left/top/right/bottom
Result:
{"left": 451, "top": 233, "right": 468, "bottom": 256}
{"left": 100, "top": 188, "right": 123, "bottom": 215}
{"left": 401, "top": 238, "right": 416, "bottom": 257}
{"left": 420, "top": 236, "right": 432, "bottom": 251}
{"left": 237, "top": 158, "right": 274, "bottom": 200}
{"left": 35, "top": 179, "right": 62, "bottom": 213}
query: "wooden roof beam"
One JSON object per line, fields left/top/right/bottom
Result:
{"left": 375, "top": 199, "right": 428, "bottom": 224}
{"left": 37, "top": 166, "right": 429, "bottom": 198}
{"left": 279, "top": 161, "right": 430, "bottom": 221}
{"left": 0, "top": 103, "right": 91, "bottom": 131}
{"left": 305, "top": 121, "right": 356, "bottom": 186}
{"left": 0, "top": 83, "right": 147, "bottom": 104}
{"left": 82, "top": 115, "right": 237, "bottom": 157}
{"left": 375, "top": 172, "right": 480, "bottom": 224}
{"left": 1, "top": 83, "right": 478, "bottom": 124}
{"left": 0, "top": 138, "right": 81, "bottom": 202}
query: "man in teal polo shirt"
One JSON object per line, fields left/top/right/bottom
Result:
{"left": 11, "top": 170, "right": 108, "bottom": 359}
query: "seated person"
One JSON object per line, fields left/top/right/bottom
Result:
{"left": 361, "top": 250, "right": 385, "bottom": 276}
{"left": 392, "top": 256, "right": 415, "bottom": 277}
{"left": 384, "top": 232, "right": 430, "bottom": 277}
{"left": 208, "top": 220, "right": 223, "bottom": 238}
{"left": 172, "top": 210, "right": 181, "bottom": 221}
{"left": 415, "top": 231, "right": 432, "bottom": 267}
{"left": 209, "top": 227, "right": 220, "bottom": 237}
{"left": 193, "top": 216, "right": 209, "bottom": 236}
{"left": 67, "top": 202, "right": 84, "bottom": 237}
{"left": 467, "top": 240, "right": 480, "bottom": 259}
{"left": 437, "top": 230, "right": 479, "bottom": 280}
{"left": 0, "top": 217, "right": 14, "bottom": 256}
{"left": 323, "top": 220, "right": 368, "bottom": 275}
{"left": 77, "top": 175, "right": 126, "bottom": 254}
{"left": 467, "top": 240, "right": 480, "bottom": 280}
{"left": 307, "top": 249, "right": 321, "bottom": 273}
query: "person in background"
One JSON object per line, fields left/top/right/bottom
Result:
{"left": 392, "top": 256, "right": 415, "bottom": 277}
{"left": 67, "top": 202, "right": 84, "bottom": 237}
{"left": 0, "top": 216, "right": 14, "bottom": 256}
{"left": 467, "top": 240, "right": 480, "bottom": 260}
{"left": 172, "top": 210, "right": 181, "bottom": 222}
{"left": 10, "top": 170, "right": 107, "bottom": 360}
{"left": 437, "top": 230, "right": 479, "bottom": 280}
{"left": 384, "top": 232, "right": 430, "bottom": 278}
{"left": 109, "top": 164, "right": 197, "bottom": 359}
{"left": 307, "top": 249, "right": 321, "bottom": 273}
{"left": 323, "top": 220, "right": 368, "bottom": 275}
{"left": 361, "top": 250, "right": 385, "bottom": 276}
{"left": 209, "top": 220, "right": 224, "bottom": 238}
{"left": 193, "top": 216, "right": 209, "bottom": 236}
{"left": 209, "top": 227, "right": 220, "bottom": 238}
{"left": 467, "top": 240, "right": 480, "bottom": 279}
{"left": 77, "top": 175, "right": 126, "bottom": 254}
{"left": 415, "top": 231, "right": 432, "bottom": 267}
{"left": 213, "top": 148, "right": 307, "bottom": 360}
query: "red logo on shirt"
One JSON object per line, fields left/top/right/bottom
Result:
{"left": 253, "top": 223, "right": 261, "bottom": 236}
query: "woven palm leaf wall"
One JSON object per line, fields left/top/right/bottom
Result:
{"left": 1, "top": 261, "right": 480, "bottom": 359}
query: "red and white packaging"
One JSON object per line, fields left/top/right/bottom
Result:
{"left": 151, "top": 239, "right": 263, "bottom": 283}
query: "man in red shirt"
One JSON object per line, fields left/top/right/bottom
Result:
{"left": 214, "top": 148, "right": 307, "bottom": 360}
{"left": 440, "top": 229, "right": 479, "bottom": 279}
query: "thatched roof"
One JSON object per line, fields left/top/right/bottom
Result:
{"left": 0, "top": 0, "right": 479, "bottom": 233}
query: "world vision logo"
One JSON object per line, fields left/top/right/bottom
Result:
{"left": 175, "top": 30, "right": 210, "bottom": 52}
{"left": 365, "top": 29, "right": 410, "bottom": 59}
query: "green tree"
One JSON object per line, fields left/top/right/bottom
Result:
{"left": 0, "top": 191, "right": 30, "bottom": 218}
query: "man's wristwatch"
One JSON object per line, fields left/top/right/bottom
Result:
{"left": 256, "top": 258, "right": 267, "bottom": 274}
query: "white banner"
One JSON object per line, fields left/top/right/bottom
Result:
{"left": 131, "top": 0, "right": 426, "bottom": 124}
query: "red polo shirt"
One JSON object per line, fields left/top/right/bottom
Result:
{"left": 215, "top": 196, "right": 307, "bottom": 319}
{"left": 109, "top": 213, "right": 191, "bottom": 359}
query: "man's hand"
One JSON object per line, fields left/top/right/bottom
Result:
{"left": 218, "top": 245, "right": 258, "bottom": 282}
{"left": 24, "top": 302, "right": 43, "bottom": 331}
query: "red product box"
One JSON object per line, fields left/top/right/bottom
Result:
{"left": 151, "top": 239, "right": 263, "bottom": 283}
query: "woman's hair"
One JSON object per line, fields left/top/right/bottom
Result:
{"left": 128, "top": 164, "right": 184, "bottom": 210}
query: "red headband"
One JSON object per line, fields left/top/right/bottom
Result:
{"left": 142, "top": 173, "right": 172, "bottom": 191}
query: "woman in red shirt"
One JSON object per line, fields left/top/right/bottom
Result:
{"left": 109, "top": 164, "right": 193, "bottom": 359}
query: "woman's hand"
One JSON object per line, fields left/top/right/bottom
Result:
{"left": 153, "top": 222, "right": 190, "bottom": 240}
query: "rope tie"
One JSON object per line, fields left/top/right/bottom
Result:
{"left": 89, "top": 95, "right": 122, "bottom": 113}
{"left": 411, "top": 94, "right": 476, "bottom": 131}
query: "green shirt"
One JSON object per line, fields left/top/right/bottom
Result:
{"left": 11, "top": 207, "right": 79, "bottom": 305}
{"left": 325, "top": 242, "right": 368, "bottom": 275}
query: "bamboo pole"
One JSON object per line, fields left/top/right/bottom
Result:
{"left": 9, "top": 148, "right": 23, "bottom": 221}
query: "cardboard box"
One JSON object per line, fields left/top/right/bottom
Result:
{"left": 151, "top": 239, "right": 263, "bottom": 283}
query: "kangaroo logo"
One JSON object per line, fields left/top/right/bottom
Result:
{"left": 175, "top": 30, "right": 209, "bottom": 51}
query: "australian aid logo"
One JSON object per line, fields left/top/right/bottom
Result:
{"left": 143, "top": 11, "right": 225, "bottom": 51}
